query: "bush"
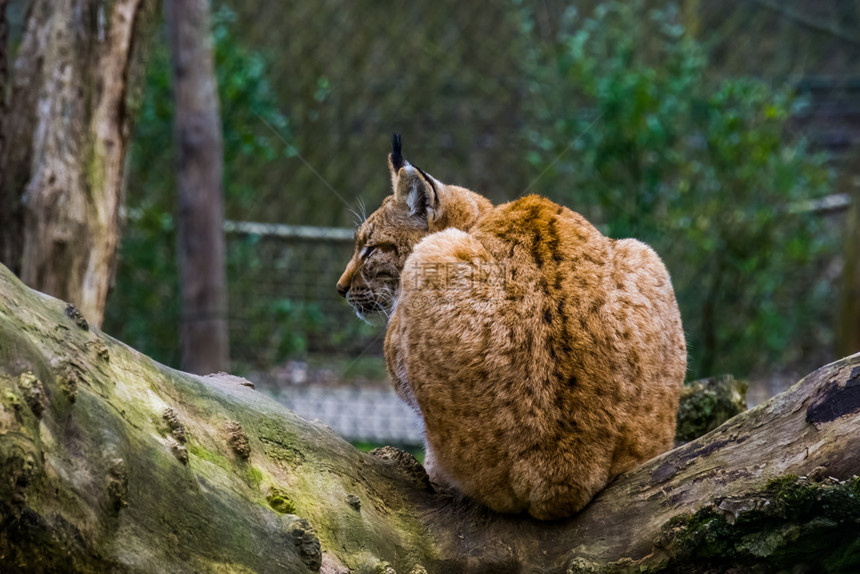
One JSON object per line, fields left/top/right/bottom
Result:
{"left": 520, "top": 1, "right": 838, "bottom": 378}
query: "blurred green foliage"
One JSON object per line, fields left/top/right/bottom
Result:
{"left": 520, "top": 1, "right": 838, "bottom": 378}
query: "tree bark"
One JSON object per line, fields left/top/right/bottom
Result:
{"left": 0, "top": 0, "right": 7, "bottom": 249}
{"left": 164, "top": 0, "right": 229, "bottom": 375}
{"left": 838, "top": 156, "right": 860, "bottom": 358}
{"left": 1, "top": 262, "right": 859, "bottom": 573}
{"left": 0, "top": 0, "right": 24, "bottom": 276}
{"left": 0, "top": 0, "right": 158, "bottom": 328}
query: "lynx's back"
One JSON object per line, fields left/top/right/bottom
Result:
{"left": 339, "top": 137, "right": 686, "bottom": 519}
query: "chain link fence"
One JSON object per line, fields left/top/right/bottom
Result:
{"left": 276, "top": 386, "right": 423, "bottom": 445}
{"left": 224, "top": 226, "right": 387, "bottom": 379}
{"left": 223, "top": 226, "right": 422, "bottom": 445}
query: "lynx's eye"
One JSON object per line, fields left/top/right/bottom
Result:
{"left": 360, "top": 244, "right": 376, "bottom": 259}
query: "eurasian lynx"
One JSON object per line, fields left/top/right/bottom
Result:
{"left": 337, "top": 136, "right": 686, "bottom": 519}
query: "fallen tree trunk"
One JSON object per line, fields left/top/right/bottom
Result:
{"left": 0, "top": 261, "right": 858, "bottom": 574}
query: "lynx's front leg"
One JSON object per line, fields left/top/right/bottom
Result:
{"left": 421, "top": 443, "right": 462, "bottom": 493}
{"left": 385, "top": 308, "right": 462, "bottom": 493}
{"left": 383, "top": 312, "right": 420, "bottom": 415}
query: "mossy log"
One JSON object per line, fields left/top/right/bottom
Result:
{"left": 0, "top": 262, "right": 858, "bottom": 574}
{"left": 675, "top": 374, "right": 747, "bottom": 443}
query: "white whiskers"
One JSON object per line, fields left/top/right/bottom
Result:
{"left": 349, "top": 197, "right": 368, "bottom": 228}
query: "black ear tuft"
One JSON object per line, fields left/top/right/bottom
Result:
{"left": 390, "top": 133, "right": 405, "bottom": 171}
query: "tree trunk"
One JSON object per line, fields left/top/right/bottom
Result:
{"left": 165, "top": 0, "right": 229, "bottom": 375}
{"left": 0, "top": 0, "right": 158, "bottom": 329}
{"left": 1, "top": 262, "right": 859, "bottom": 573}
{"left": 838, "top": 157, "right": 860, "bottom": 358}
{"left": 0, "top": 0, "right": 7, "bottom": 226}
{"left": 0, "top": 0, "right": 20, "bottom": 275}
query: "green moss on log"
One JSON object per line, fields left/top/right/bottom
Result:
{"left": 266, "top": 487, "right": 296, "bottom": 514}
{"left": 187, "top": 443, "right": 230, "bottom": 468}
{"left": 656, "top": 475, "right": 860, "bottom": 573}
{"left": 676, "top": 375, "right": 748, "bottom": 442}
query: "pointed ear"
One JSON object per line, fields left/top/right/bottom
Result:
{"left": 387, "top": 134, "right": 438, "bottom": 222}
{"left": 393, "top": 165, "right": 437, "bottom": 221}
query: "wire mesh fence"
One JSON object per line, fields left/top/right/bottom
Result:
{"left": 275, "top": 386, "right": 423, "bottom": 445}
{"left": 225, "top": 228, "right": 386, "bottom": 376}
{"left": 222, "top": 226, "right": 424, "bottom": 444}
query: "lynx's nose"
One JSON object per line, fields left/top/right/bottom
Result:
{"left": 337, "top": 264, "right": 356, "bottom": 298}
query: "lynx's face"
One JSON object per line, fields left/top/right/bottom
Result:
{"left": 338, "top": 135, "right": 491, "bottom": 323}
{"left": 337, "top": 197, "right": 427, "bottom": 324}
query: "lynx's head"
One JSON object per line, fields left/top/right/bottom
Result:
{"left": 337, "top": 134, "right": 491, "bottom": 323}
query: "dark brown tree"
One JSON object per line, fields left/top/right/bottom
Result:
{"left": 0, "top": 0, "right": 7, "bottom": 241}
{"left": 838, "top": 155, "right": 860, "bottom": 358}
{"left": 0, "top": 0, "right": 158, "bottom": 327}
{"left": 164, "top": 0, "right": 229, "bottom": 374}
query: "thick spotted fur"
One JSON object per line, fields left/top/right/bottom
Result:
{"left": 337, "top": 137, "right": 686, "bottom": 519}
